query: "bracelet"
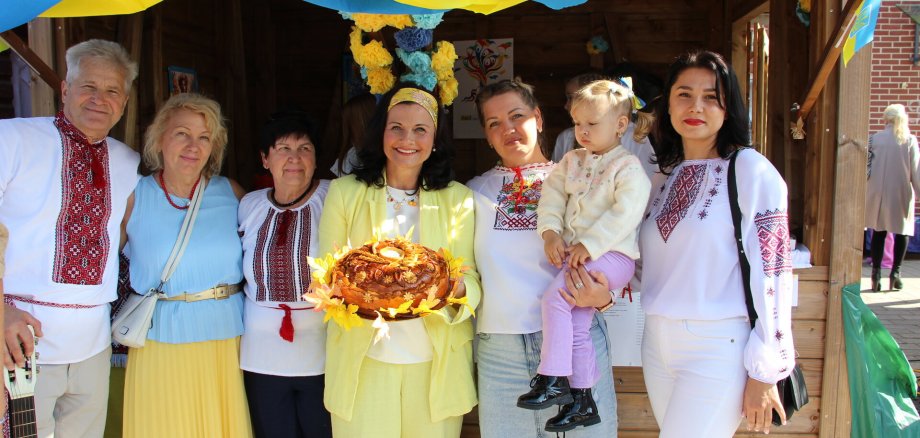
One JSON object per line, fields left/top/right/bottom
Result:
{"left": 596, "top": 296, "right": 615, "bottom": 313}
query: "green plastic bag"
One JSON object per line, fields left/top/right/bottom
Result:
{"left": 842, "top": 283, "right": 920, "bottom": 437}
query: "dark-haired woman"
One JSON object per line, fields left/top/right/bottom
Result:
{"left": 639, "top": 50, "right": 795, "bottom": 436}
{"left": 317, "top": 84, "right": 481, "bottom": 437}
{"left": 468, "top": 79, "right": 619, "bottom": 437}
{"left": 238, "top": 111, "right": 332, "bottom": 437}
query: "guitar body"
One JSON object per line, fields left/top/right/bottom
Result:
{"left": 3, "top": 328, "right": 38, "bottom": 438}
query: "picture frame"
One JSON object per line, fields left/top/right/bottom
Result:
{"left": 167, "top": 66, "right": 198, "bottom": 96}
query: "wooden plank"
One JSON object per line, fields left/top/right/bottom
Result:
{"left": 793, "top": 319, "right": 826, "bottom": 360}
{"left": 150, "top": 7, "right": 164, "bottom": 106}
{"left": 793, "top": 280, "right": 829, "bottom": 320}
{"left": 220, "top": 0, "right": 251, "bottom": 184}
{"left": 617, "top": 393, "right": 821, "bottom": 434}
{"left": 795, "top": 266, "right": 828, "bottom": 282}
{"left": 111, "top": 13, "right": 143, "bottom": 148}
{"left": 0, "top": 30, "right": 62, "bottom": 97}
{"left": 732, "top": 0, "right": 769, "bottom": 23}
{"left": 25, "top": 19, "right": 58, "bottom": 116}
{"left": 614, "top": 358, "right": 824, "bottom": 396}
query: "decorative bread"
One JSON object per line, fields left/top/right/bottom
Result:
{"left": 331, "top": 238, "right": 450, "bottom": 319}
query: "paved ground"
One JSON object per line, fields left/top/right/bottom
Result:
{"left": 858, "top": 258, "right": 920, "bottom": 372}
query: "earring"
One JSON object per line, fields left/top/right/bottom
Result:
{"left": 617, "top": 132, "right": 623, "bottom": 138}
{"left": 433, "top": 147, "right": 438, "bottom": 152}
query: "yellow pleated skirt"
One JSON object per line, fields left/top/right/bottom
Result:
{"left": 122, "top": 338, "right": 253, "bottom": 438}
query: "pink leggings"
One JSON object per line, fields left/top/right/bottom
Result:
{"left": 537, "top": 251, "right": 634, "bottom": 388}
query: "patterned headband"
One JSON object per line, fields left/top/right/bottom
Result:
{"left": 388, "top": 87, "right": 439, "bottom": 129}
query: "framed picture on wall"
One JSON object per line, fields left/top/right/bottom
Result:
{"left": 167, "top": 66, "right": 198, "bottom": 96}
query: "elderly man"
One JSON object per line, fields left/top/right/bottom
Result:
{"left": 0, "top": 39, "right": 140, "bottom": 437}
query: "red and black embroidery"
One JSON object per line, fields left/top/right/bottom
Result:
{"left": 253, "top": 207, "right": 312, "bottom": 302}
{"left": 754, "top": 209, "right": 792, "bottom": 277}
{"left": 494, "top": 171, "right": 542, "bottom": 231}
{"left": 51, "top": 113, "right": 112, "bottom": 285}
{"left": 655, "top": 164, "right": 705, "bottom": 242}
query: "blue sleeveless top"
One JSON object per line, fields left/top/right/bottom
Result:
{"left": 125, "top": 175, "right": 244, "bottom": 343}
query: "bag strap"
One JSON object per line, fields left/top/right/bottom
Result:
{"left": 156, "top": 177, "right": 208, "bottom": 291}
{"left": 727, "top": 148, "right": 758, "bottom": 330}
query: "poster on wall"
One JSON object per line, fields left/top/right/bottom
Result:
{"left": 452, "top": 38, "right": 513, "bottom": 139}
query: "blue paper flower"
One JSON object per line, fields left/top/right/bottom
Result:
{"left": 395, "top": 27, "right": 433, "bottom": 52}
{"left": 395, "top": 48, "right": 436, "bottom": 91}
{"left": 401, "top": 71, "right": 438, "bottom": 91}
{"left": 339, "top": 11, "right": 353, "bottom": 20}
{"left": 589, "top": 36, "right": 610, "bottom": 53}
{"left": 360, "top": 66, "right": 368, "bottom": 80}
{"left": 411, "top": 13, "right": 444, "bottom": 30}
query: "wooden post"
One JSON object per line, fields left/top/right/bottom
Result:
{"left": 818, "top": 1, "right": 871, "bottom": 435}
{"left": 26, "top": 19, "right": 58, "bottom": 116}
{"left": 111, "top": 13, "right": 144, "bottom": 148}
{"left": 221, "top": 0, "right": 252, "bottom": 186}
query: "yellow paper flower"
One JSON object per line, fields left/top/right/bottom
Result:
{"left": 349, "top": 27, "right": 393, "bottom": 70}
{"left": 431, "top": 41, "right": 457, "bottom": 80}
{"left": 448, "top": 296, "right": 476, "bottom": 317}
{"left": 367, "top": 67, "right": 396, "bottom": 95}
{"left": 412, "top": 297, "right": 441, "bottom": 316}
{"left": 352, "top": 13, "right": 413, "bottom": 32}
{"left": 380, "top": 300, "right": 413, "bottom": 319}
{"left": 307, "top": 254, "right": 336, "bottom": 286}
{"left": 438, "top": 77, "right": 459, "bottom": 106}
{"left": 326, "top": 303, "right": 364, "bottom": 330}
{"left": 439, "top": 247, "right": 468, "bottom": 280}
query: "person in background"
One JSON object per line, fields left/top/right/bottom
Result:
{"left": 121, "top": 93, "right": 251, "bottom": 437}
{"left": 331, "top": 93, "right": 377, "bottom": 177}
{"left": 0, "top": 39, "right": 140, "bottom": 437}
{"left": 239, "top": 110, "right": 332, "bottom": 438}
{"left": 318, "top": 83, "right": 480, "bottom": 437}
{"left": 639, "top": 50, "right": 794, "bottom": 437}
{"left": 865, "top": 103, "right": 919, "bottom": 292}
{"left": 468, "top": 79, "right": 620, "bottom": 437}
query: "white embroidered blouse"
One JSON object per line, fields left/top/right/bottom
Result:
{"left": 638, "top": 149, "right": 795, "bottom": 383}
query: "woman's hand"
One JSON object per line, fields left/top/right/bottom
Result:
{"left": 543, "top": 231, "right": 567, "bottom": 268}
{"left": 742, "top": 377, "right": 784, "bottom": 434}
{"left": 566, "top": 243, "right": 590, "bottom": 268}
{"left": 558, "top": 265, "right": 613, "bottom": 308}
{"left": 451, "top": 279, "right": 467, "bottom": 300}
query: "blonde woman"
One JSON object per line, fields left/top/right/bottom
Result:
{"left": 121, "top": 93, "right": 251, "bottom": 437}
{"left": 866, "top": 104, "right": 920, "bottom": 291}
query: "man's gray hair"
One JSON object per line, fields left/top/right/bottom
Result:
{"left": 65, "top": 39, "right": 138, "bottom": 91}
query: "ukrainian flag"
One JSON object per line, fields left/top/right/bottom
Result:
{"left": 842, "top": 0, "right": 882, "bottom": 66}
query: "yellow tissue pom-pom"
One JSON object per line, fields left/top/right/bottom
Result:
{"left": 352, "top": 13, "right": 412, "bottom": 32}
{"left": 367, "top": 67, "right": 396, "bottom": 95}
{"left": 431, "top": 41, "right": 458, "bottom": 80}
{"left": 439, "top": 77, "right": 459, "bottom": 106}
{"left": 349, "top": 26, "right": 393, "bottom": 69}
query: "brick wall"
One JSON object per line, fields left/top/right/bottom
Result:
{"left": 869, "top": 0, "right": 920, "bottom": 135}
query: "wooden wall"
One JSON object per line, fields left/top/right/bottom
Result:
{"left": 40, "top": 0, "right": 859, "bottom": 436}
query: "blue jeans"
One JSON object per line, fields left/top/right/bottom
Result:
{"left": 477, "top": 313, "right": 618, "bottom": 437}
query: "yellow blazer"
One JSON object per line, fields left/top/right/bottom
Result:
{"left": 317, "top": 175, "right": 481, "bottom": 422}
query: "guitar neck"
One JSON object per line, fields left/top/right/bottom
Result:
{"left": 8, "top": 396, "right": 37, "bottom": 438}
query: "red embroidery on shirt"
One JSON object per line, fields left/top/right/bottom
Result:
{"left": 494, "top": 173, "right": 542, "bottom": 231}
{"left": 253, "top": 207, "right": 312, "bottom": 302}
{"left": 655, "top": 164, "right": 705, "bottom": 242}
{"left": 754, "top": 209, "right": 792, "bottom": 277}
{"left": 51, "top": 113, "right": 112, "bottom": 285}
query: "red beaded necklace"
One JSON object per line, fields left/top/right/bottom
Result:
{"left": 157, "top": 171, "right": 200, "bottom": 210}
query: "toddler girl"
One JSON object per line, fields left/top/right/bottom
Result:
{"left": 517, "top": 79, "right": 652, "bottom": 432}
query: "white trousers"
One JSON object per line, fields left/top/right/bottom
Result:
{"left": 35, "top": 346, "right": 111, "bottom": 438}
{"left": 641, "top": 315, "right": 750, "bottom": 438}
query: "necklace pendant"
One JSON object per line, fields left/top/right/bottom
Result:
{"left": 407, "top": 199, "right": 417, "bottom": 207}
{"left": 393, "top": 202, "right": 402, "bottom": 211}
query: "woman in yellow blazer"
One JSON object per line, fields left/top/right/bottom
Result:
{"left": 317, "top": 84, "right": 481, "bottom": 438}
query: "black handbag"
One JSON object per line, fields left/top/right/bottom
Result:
{"left": 728, "top": 149, "right": 809, "bottom": 426}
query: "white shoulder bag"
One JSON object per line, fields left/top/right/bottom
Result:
{"left": 112, "top": 178, "right": 208, "bottom": 348}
